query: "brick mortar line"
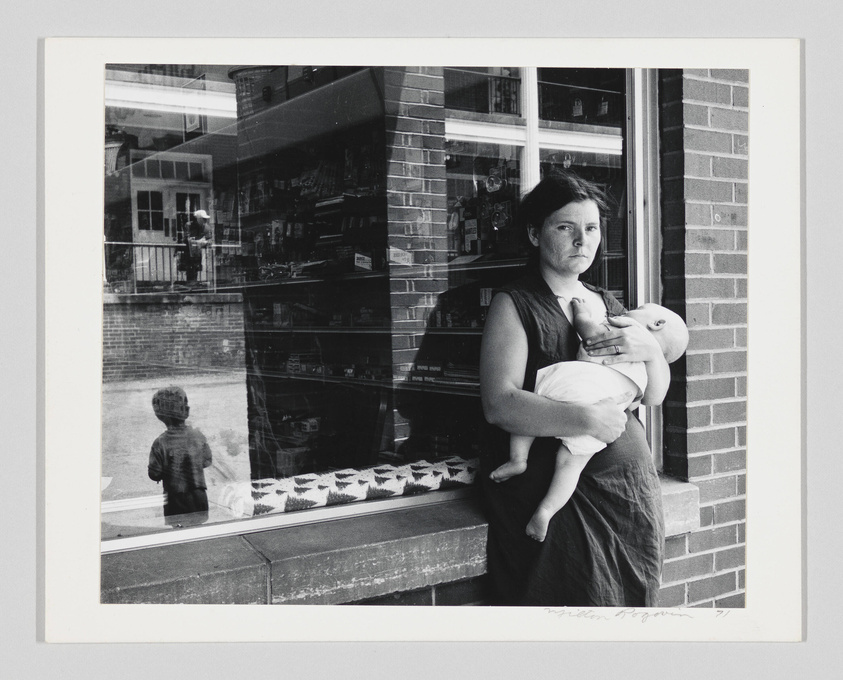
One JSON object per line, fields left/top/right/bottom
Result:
{"left": 685, "top": 324, "right": 749, "bottom": 332}
{"left": 385, "top": 111, "right": 447, "bottom": 121}
{"left": 682, "top": 101, "right": 749, "bottom": 112}
{"left": 665, "top": 402, "right": 746, "bottom": 411}
{"left": 683, "top": 372, "right": 747, "bottom": 380}
{"left": 684, "top": 123, "right": 749, "bottom": 134}
{"left": 683, "top": 590, "right": 746, "bottom": 607}
{"left": 698, "top": 494, "right": 746, "bottom": 508}
{"left": 683, "top": 206, "right": 748, "bottom": 212}
{"left": 682, "top": 423, "right": 746, "bottom": 435}
{"left": 386, "top": 188, "right": 446, "bottom": 196}
{"left": 676, "top": 150, "right": 749, "bottom": 160}
{"left": 680, "top": 149, "right": 749, "bottom": 159}
{"left": 387, "top": 132, "right": 445, "bottom": 139}
{"left": 682, "top": 93, "right": 748, "bottom": 105}
{"left": 683, "top": 222, "right": 748, "bottom": 228}
{"left": 682, "top": 174, "right": 749, "bottom": 182}
{"left": 682, "top": 78, "right": 749, "bottom": 88}
{"left": 671, "top": 518, "right": 745, "bottom": 530}
{"left": 680, "top": 271, "right": 748, "bottom": 276}
{"left": 681, "top": 221, "right": 748, "bottom": 227}
{"left": 387, "top": 158, "right": 445, "bottom": 165}
{"left": 680, "top": 469, "right": 746, "bottom": 482}
{"left": 663, "top": 542, "right": 747, "bottom": 563}
{"left": 682, "top": 449, "right": 747, "bottom": 460}
{"left": 661, "top": 565, "right": 745, "bottom": 586}
{"left": 683, "top": 593, "right": 746, "bottom": 608}
{"left": 684, "top": 449, "right": 746, "bottom": 459}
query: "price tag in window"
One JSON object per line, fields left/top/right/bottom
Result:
{"left": 388, "top": 246, "right": 413, "bottom": 266}
{"left": 354, "top": 252, "right": 373, "bottom": 271}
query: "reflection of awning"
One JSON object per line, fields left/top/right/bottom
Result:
{"left": 234, "top": 68, "right": 385, "bottom": 160}
{"left": 446, "top": 117, "right": 622, "bottom": 157}
{"left": 537, "top": 127, "right": 622, "bottom": 155}
{"left": 105, "top": 79, "right": 238, "bottom": 119}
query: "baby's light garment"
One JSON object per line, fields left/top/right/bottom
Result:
{"left": 534, "top": 359, "right": 647, "bottom": 456}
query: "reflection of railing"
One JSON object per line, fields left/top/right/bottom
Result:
{"left": 444, "top": 68, "right": 520, "bottom": 116}
{"left": 538, "top": 81, "right": 624, "bottom": 127}
{"left": 104, "top": 241, "right": 242, "bottom": 293}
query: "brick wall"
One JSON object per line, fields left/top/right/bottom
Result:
{"left": 383, "top": 67, "right": 450, "bottom": 447}
{"left": 658, "top": 69, "right": 748, "bottom": 608}
{"left": 383, "top": 66, "right": 449, "bottom": 375}
{"left": 103, "top": 293, "right": 246, "bottom": 381}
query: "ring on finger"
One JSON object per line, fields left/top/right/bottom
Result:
{"left": 614, "top": 345, "right": 621, "bottom": 355}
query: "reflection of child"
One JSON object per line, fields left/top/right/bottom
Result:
{"left": 491, "top": 300, "right": 689, "bottom": 542}
{"left": 148, "top": 386, "right": 213, "bottom": 526}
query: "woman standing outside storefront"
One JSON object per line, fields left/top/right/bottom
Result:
{"left": 479, "top": 171, "right": 668, "bottom": 606}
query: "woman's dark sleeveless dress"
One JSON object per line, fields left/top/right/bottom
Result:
{"left": 480, "top": 271, "right": 664, "bottom": 606}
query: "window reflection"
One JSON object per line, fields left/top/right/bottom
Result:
{"left": 101, "top": 64, "right": 631, "bottom": 544}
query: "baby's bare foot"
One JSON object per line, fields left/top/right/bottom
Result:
{"left": 526, "top": 507, "right": 553, "bottom": 542}
{"left": 489, "top": 460, "right": 527, "bottom": 482}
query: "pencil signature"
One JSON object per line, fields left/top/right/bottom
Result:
{"left": 544, "top": 607, "right": 732, "bottom": 623}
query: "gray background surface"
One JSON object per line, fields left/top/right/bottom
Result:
{"left": 4, "top": 0, "right": 834, "bottom": 676}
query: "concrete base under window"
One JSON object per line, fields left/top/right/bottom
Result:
{"left": 101, "top": 476, "right": 700, "bottom": 606}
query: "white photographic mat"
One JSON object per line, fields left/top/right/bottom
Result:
{"left": 43, "top": 36, "right": 801, "bottom": 643}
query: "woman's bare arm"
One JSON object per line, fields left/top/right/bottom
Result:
{"left": 480, "top": 293, "right": 627, "bottom": 441}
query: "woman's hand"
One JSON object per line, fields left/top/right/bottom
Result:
{"left": 583, "top": 315, "right": 661, "bottom": 365}
{"left": 587, "top": 398, "right": 627, "bottom": 443}
{"left": 584, "top": 315, "right": 672, "bottom": 406}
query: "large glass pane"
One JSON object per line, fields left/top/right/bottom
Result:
{"left": 101, "top": 64, "right": 634, "bottom": 547}
{"left": 444, "top": 67, "right": 521, "bottom": 116}
{"left": 538, "top": 68, "right": 629, "bottom": 306}
{"left": 538, "top": 68, "right": 625, "bottom": 128}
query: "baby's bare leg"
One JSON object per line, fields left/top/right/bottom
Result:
{"left": 526, "top": 444, "right": 593, "bottom": 542}
{"left": 490, "top": 434, "right": 533, "bottom": 482}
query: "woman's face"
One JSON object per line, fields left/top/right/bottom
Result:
{"left": 528, "top": 199, "right": 601, "bottom": 278}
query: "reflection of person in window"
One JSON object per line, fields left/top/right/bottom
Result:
{"left": 148, "top": 386, "right": 212, "bottom": 527}
{"left": 479, "top": 170, "right": 670, "bottom": 606}
{"left": 179, "top": 209, "right": 213, "bottom": 283}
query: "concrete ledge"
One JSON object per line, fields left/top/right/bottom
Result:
{"left": 244, "top": 499, "right": 488, "bottom": 604}
{"left": 101, "top": 479, "right": 699, "bottom": 605}
{"left": 661, "top": 475, "right": 701, "bottom": 536}
{"left": 101, "top": 535, "right": 268, "bottom": 604}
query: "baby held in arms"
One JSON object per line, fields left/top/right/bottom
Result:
{"left": 491, "top": 299, "right": 689, "bottom": 541}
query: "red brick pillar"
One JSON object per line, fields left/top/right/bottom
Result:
{"left": 658, "top": 69, "right": 748, "bottom": 607}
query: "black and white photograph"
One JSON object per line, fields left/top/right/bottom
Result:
{"left": 98, "top": 61, "right": 749, "bottom": 610}
{"left": 38, "top": 34, "right": 805, "bottom": 651}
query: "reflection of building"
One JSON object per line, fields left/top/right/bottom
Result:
{"left": 102, "top": 65, "right": 749, "bottom": 609}
{"left": 104, "top": 65, "right": 238, "bottom": 291}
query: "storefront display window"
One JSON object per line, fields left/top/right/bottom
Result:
{"left": 102, "top": 64, "right": 644, "bottom": 550}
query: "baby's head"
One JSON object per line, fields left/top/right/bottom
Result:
{"left": 152, "top": 386, "right": 190, "bottom": 425}
{"left": 624, "top": 303, "right": 689, "bottom": 363}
